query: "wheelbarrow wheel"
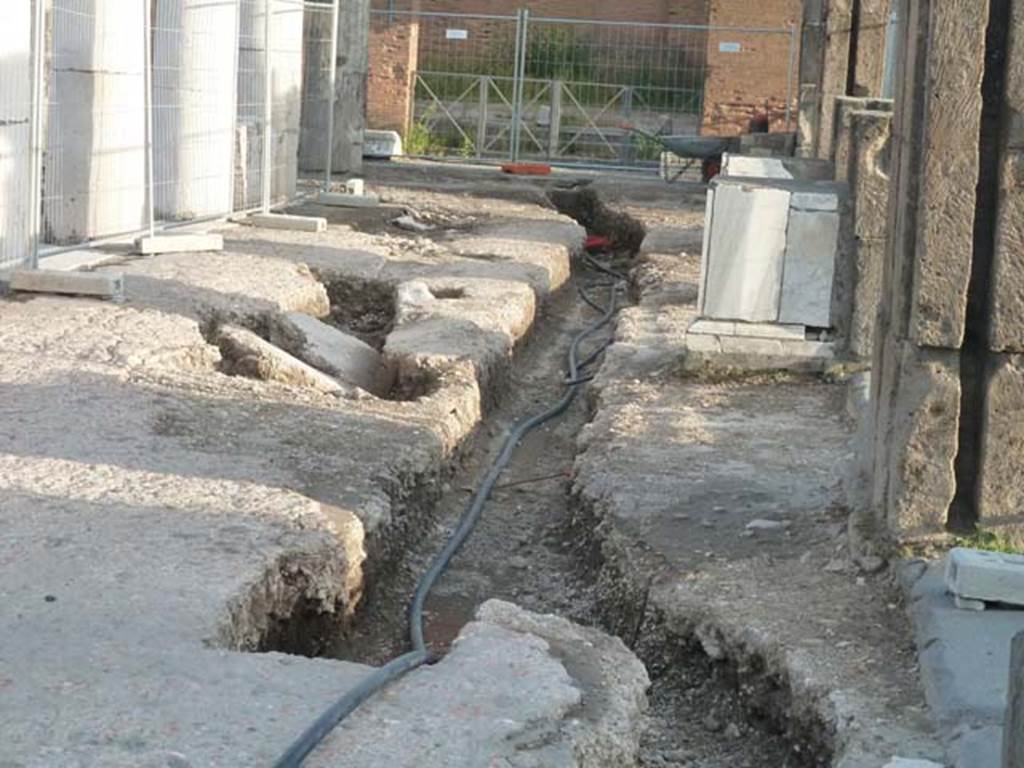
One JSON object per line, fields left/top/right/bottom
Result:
{"left": 702, "top": 155, "right": 723, "bottom": 183}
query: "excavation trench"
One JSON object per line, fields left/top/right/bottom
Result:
{"left": 260, "top": 200, "right": 833, "bottom": 765}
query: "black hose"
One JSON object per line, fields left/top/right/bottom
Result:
{"left": 272, "top": 270, "right": 623, "bottom": 768}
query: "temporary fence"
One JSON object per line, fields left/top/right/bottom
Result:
{"left": 0, "top": 0, "right": 346, "bottom": 271}
{"left": 368, "top": 9, "right": 798, "bottom": 170}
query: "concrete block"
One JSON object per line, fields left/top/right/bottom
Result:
{"left": 364, "top": 130, "right": 403, "bottom": 158}
{"left": 688, "top": 319, "right": 736, "bottom": 337}
{"left": 37, "top": 249, "right": 120, "bottom": 272}
{"left": 946, "top": 548, "right": 1024, "bottom": 608}
{"left": 1005, "top": 632, "right": 1024, "bottom": 767}
{"left": 7, "top": 269, "right": 124, "bottom": 300}
{"left": 317, "top": 191, "right": 381, "bottom": 208}
{"left": 274, "top": 313, "right": 394, "bottom": 397}
{"left": 216, "top": 325, "right": 342, "bottom": 394}
{"left": 702, "top": 181, "right": 790, "bottom": 322}
{"left": 882, "top": 760, "right": 943, "bottom": 768}
{"left": 978, "top": 356, "right": 1024, "bottom": 528}
{"left": 779, "top": 209, "right": 839, "bottom": 328}
{"left": 246, "top": 213, "right": 327, "bottom": 233}
{"left": 873, "top": 344, "right": 961, "bottom": 540}
{"left": 908, "top": 1, "right": 989, "bottom": 349}
{"left": 722, "top": 154, "right": 833, "bottom": 182}
{"left": 134, "top": 233, "right": 224, "bottom": 255}
{"left": 731, "top": 322, "right": 807, "bottom": 341}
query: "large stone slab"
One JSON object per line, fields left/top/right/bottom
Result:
{"left": 275, "top": 312, "right": 394, "bottom": 397}
{"left": 701, "top": 182, "right": 790, "bottom": 323}
{"left": 872, "top": 343, "right": 961, "bottom": 541}
{"left": 217, "top": 324, "right": 345, "bottom": 395}
{"left": 909, "top": 0, "right": 989, "bottom": 349}
{"left": 991, "top": 0, "right": 1024, "bottom": 353}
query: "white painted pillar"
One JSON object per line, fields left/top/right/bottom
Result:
{"left": 153, "top": 0, "right": 240, "bottom": 221}
{"left": 45, "top": 1, "right": 147, "bottom": 243}
{"left": 0, "top": 2, "right": 33, "bottom": 266}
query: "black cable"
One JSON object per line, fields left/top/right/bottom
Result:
{"left": 272, "top": 268, "right": 624, "bottom": 768}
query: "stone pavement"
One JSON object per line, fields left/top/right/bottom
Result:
{"left": 571, "top": 228, "right": 946, "bottom": 766}
{"left": 0, "top": 188, "right": 647, "bottom": 765}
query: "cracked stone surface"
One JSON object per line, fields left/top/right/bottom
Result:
{"left": 0, "top": 183, "right": 645, "bottom": 765}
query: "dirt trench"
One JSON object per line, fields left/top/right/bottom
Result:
{"left": 319, "top": 256, "right": 817, "bottom": 767}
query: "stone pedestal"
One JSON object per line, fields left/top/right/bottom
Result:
{"left": 0, "top": 1, "right": 32, "bottom": 266}
{"left": 44, "top": 1, "right": 147, "bottom": 243}
{"left": 153, "top": 0, "right": 239, "bottom": 221}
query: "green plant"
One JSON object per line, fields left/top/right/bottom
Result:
{"left": 954, "top": 528, "right": 1024, "bottom": 554}
{"left": 405, "top": 119, "right": 447, "bottom": 156}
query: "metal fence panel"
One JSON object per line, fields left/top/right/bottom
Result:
{"left": 369, "top": 10, "right": 798, "bottom": 171}
{"left": 236, "top": 0, "right": 270, "bottom": 212}
{"left": 269, "top": 0, "right": 306, "bottom": 208}
{"left": 0, "top": 1, "right": 35, "bottom": 270}
{"left": 298, "top": 0, "right": 339, "bottom": 187}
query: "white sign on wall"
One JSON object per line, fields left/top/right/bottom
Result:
{"left": 718, "top": 42, "right": 742, "bottom": 53}
{"left": 446, "top": 29, "right": 469, "bottom": 40}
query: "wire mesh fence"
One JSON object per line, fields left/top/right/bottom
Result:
{"left": 0, "top": 0, "right": 344, "bottom": 270}
{"left": 152, "top": 0, "right": 240, "bottom": 224}
{"left": 298, "top": 0, "right": 339, "bottom": 186}
{"left": 0, "top": 2, "right": 36, "bottom": 270}
{"left": 368, "top": 9, "right": 798, "bottom": 170}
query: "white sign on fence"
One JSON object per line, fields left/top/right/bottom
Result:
{"left": 718, "top": 42, "right": 742, "bottom": 53}
{"left": 446, "top": 29, "right": 469, "bottom": 40}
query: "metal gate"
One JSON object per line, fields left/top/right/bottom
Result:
{"left": 370, "top": 9, "right": 798, "bottom": 170}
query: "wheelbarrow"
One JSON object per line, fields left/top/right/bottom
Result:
{"left": 626, "top": 127, "right": 741, "bottom": 183}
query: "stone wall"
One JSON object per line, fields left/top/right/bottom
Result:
{"left": 862, "top": 0, "right": 1024, "bottom": 545}
{"left": 832, "top": 104, "right": 892, "bottom": 359}
{"left": 797, "top": 0, "right": 895, "bottom": 159}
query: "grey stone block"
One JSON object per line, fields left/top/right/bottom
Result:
{"left": 946, "top": 548, "right": 1024, "bottom": 608}
{"left": 216, "top": 325, "right": 344, "bottom": 395}
{"left": 872, "top": 343, "right": 961, "bottom": 541}
{"left": 8, "top": 269, "right": 124, "bottom": 300}
{"left": 908, "top": 0, "right": 989, "bottom": 349}
{"left": 275, "top": 313, "right": 394, "bottom": 397}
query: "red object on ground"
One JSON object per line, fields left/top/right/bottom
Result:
{"left": 585, "top": 234, "right": 614, "bottom": 252}
{"left": 702, "top": 156, "right": 722, "bottom": 183}
{"left": 501, "top": 163, "right": 552, "bottom": 176}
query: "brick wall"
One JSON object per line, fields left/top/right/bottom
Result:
{"left": 702, "top": 0, "right": 802, "bottom": 135}
{"left": 368, "top": 16, "right": 419, "bottom": 133}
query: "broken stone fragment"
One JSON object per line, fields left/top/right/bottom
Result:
{"left": 274, "top": 313, "right": 395, "bottom": 397}
{"left": 215, "top": 324, "right": 344, "bottom": 394}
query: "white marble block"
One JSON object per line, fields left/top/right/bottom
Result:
{"left": 700, "top": 177, "right": 842, "bottom": 329}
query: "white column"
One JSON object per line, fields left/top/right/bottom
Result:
{"left": 0, "top": 1, "right": 32, "bottom": 265}
{"left": 153, "top": 0, "right": 240, "bottom": 221}
{"left": 45, "top": 1, "right": 147, "bottom": 243}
